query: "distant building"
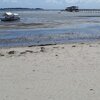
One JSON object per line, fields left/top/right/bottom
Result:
{"left": 65, "top": 6, "right": 79, "bottom": 12}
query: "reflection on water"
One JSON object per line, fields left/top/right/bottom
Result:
{"left": 0, "top": 10, "right": 100, "bottom": 47}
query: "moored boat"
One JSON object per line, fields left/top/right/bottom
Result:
{"left": 1, "top": 12, "right": 20, "bottom": 22}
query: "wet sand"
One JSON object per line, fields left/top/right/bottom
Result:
{"left": 0, "top": 42, "right": 100, "bottom": 100}
{"left": 0, "top": 22, "right": 63, "bottom": 29}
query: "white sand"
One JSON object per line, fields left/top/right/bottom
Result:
{"left": 0, "top": 43, "right": 100, "bottom": 100}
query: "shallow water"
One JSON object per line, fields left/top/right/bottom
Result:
{"left": 0, "top": 10, "right": 100, "bottom": 47}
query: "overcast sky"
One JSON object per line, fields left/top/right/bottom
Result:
{"left": 0, "top": 0, "right": 100, "bottom": 9}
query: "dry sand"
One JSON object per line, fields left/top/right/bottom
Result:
{"left": 0, "top": 42, "right": 100, "bottom": 100}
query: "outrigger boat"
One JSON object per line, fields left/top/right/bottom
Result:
{"left": 1, "top": 12, "right": 20, "bottom": 21}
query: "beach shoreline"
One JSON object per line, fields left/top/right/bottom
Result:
{"left": 0, "top": 42, "right": 100, "bottom": 100}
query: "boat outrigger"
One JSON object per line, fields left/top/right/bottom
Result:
{"left": 1, "top": 12, "right": 20, "bottom": 21}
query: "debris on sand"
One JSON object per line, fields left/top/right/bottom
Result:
{"left": 25, "top": 50, "right": 33, "bottom": 53}
{"left": 0, "top": 53, "right": 4, "bottom": 56}
{"left": 90, "top": 89, "right": 94, "bottom": 91}
{"left": 80, "top": 43, "right": 85, "bottom": 44}
{"left": 8, "top": 51, "right": 16, "bottom": 54}
{"left": 72, "top": 45, "right": 76, "bottom": 47}
{"left": 20, "top": 50, "right": 34, "bottom": 55}
{"left": 40, "top": 47, "right": 45, "bottom": 52}
{"left": 28, "top": 45, "right": 34, "bottom": 47}
{"left": 55, "top": 54, "right": 58, "bottom": 57}
{"left": 32, "top": 70, "right": 36, "bottom": 72}
{"left": 20, "top": 52, "right": 26, "bottom": 55}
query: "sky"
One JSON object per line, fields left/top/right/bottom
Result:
{"left": 0, "top": 0, "right": 100, "bottom": 9}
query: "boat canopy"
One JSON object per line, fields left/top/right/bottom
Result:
{"left": 3, "top": 12, "right": 13, "bottom": 16}
{"left": 1, "top": 12, "right": 20, "bottom": 21}
{"left": 3, "top": 12, "right": 19, "bottom": 17}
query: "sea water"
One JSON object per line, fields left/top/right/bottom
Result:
{"left": 0, "top": 10, "right": 100, "bottom": 47}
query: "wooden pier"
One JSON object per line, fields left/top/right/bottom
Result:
{"left": 65, "top": 6, "right": 100, "bottom": 12}
{"left": 79, "top": 9, "right": 100, "bottom": 12}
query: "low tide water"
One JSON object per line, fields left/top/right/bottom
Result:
{"left": 0, "top": 10, "right": 100, "bottom": 47}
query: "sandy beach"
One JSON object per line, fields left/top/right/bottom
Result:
{"left": 0, "top": 42, "right": 100, "bottom": 100}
